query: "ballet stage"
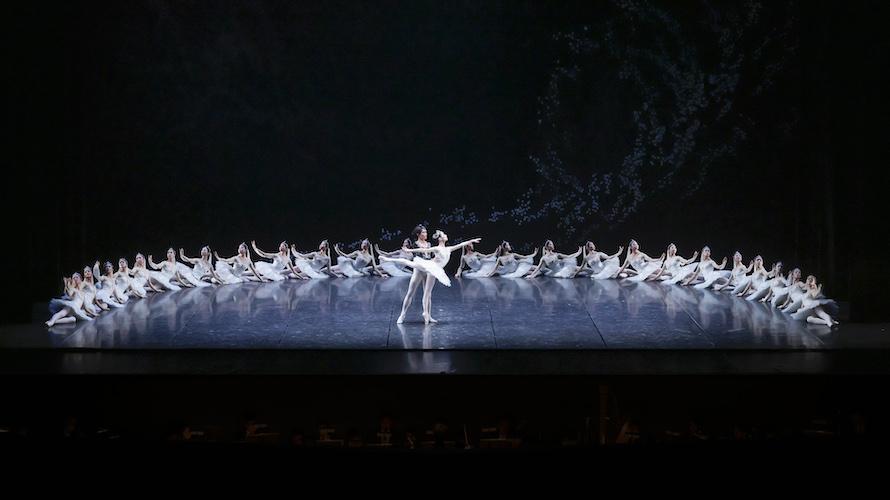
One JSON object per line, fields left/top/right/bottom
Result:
{"left": 3, "top": 277, "right": 889, "bottom": 464}
{"left": 2, "top": 277, "right": 887, "bottom": 376}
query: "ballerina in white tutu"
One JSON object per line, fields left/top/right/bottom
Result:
{"left": 111, "top": 256, "right": 147, "bottom": 298}
{"left": 179, "top": 246, "right": 228, "bottom": 284}
{"left": 726, "top": 255, "right": 769, "bottom": 297}
{"left": 130, "top": 253, "right": 163, "bottom": 294}
{"left": 80, "top": 265, "right": 108, "bottom": 315}
{"left": 382, "top": 226, "right": 480, "bottom": 324}
{"left": 525, "top": 240, "right": 582, "bottom": 278}
{"left": 571, "top": 242, "right": 624, "bottom": 279}
{"left": 658, "top": 244, "right": 699, "bottom": 284}
{"left": 214, "top": 243, "right": 268, "bottom": 283}
{"left": 715, "top": 252, "right": 750, "bottom": 292}
{"left": 291, "top": 240, "right": 337, "bottom": 279}
{"left": 149, "top": 248, "right": 199, "bottom": 289}
{"left": 790, "top": 275, "right": 839, "bottom": 325}
{"left": 746, "top": 261, "right": 785, "bottom": 302}
{"left": 682, "top": 246, "right": 729, "bottom": 288}
{"left": 251, "top": 240, "right": 304, "bottom": 280}
{"left": 333, "top": 239, "right": 389, "bottom": 278}
{"left": 484, "top": 241, "right": 538, "bottom": 278}
{"left": 612, "top": 239, "right": 665, "bottom": 281}
{"left": 46, "top": 274, "right": 94, "bottom": 326}
{"left": 454, "top": 241, "right": 499, "bottom": 278}
{"left": 772, "top": 267, "right": 804, "bottom": 309}
{"left": 93, "top": 261, "right": 127, "bottom": 306}
{"left": 375, "top": 239, "right": 415, "bottom": 277}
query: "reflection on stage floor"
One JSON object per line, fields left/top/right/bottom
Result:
{"left": 7, "top": 277, "right": 875, "bottom": 351}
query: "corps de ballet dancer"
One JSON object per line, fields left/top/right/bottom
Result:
{"left": 214, "top": 243, "right": 268, "bottom": 283}
{"left": 375, "top": 239, "right": 415, "bottom": 277}
{"left": 682, "top": 246, "right": 728, "bottom": 288}
{"left": 728, "top": 255, "right": 769, "bottom": 297}
{"left": 612, "top": 239, "right": 665, "bottom": 281}
{"left": 381, "top": 227, "right": 480, "bottom": 324}
{"left": 94, "top": 260, "right": 127, "bottom": 306}
{"left": 131, "top": 253, "right": 163, "bottom": 294}
{"left": 333, "top": 239, "right": 389, "bottom": 278}
{"left": 46, "top": 274, "right": 94, "bottom": 326}
{"left": 251, "top": 240, "right": 305, "bottom": 281}
{"left": 571, "top": 241, "right": 623, "bottom": 279}
{"left": 80, "top": 265, "right": 108, "bottom": 314}
{"left": 454, "top": 241, "right": 499, "bottom": 278}
{"left": 179, "top": 246, "right": 228, "bottom": 284}
{"left": 746, "top": 261, "right": 784, "bottom": 302}
{"left": 116, "top": 256, "right": 147, "bottom": 298}
{"left": 772, "top": 267, "right": 804, "bottom": 309}
{"left": 149, "top": 248, "right": 197, "bottom": 289}
{"left": 484, "top": 241, "right": 538, "bottom": 278}
{"left": 658, "top": 244, "right": 699, "bottom": 284}
{"left": 291, "top": 240, "right": 337, "bottom": 279}
{"left": 715, "top": 252, "right": 749, "bottom": 292}
{"left": 525, "top": 240, "right": 582, "bottom": 278}
{"left": 790, "top": 275, "right": 839, "bottom": 325}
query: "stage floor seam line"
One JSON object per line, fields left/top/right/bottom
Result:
{"left": 668, "top": 291, "right": 716, "bottom": 349}
{"left": 169, "top": 285, "right": 217, "bottom": 347}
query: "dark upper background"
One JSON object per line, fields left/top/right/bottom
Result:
{"left": 6, "top": 1, "right": 887, "bottom": 322}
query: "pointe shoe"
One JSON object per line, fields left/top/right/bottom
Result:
{"left": 422, "top": 313, "right": 438, "bottom": 324}
{"left": 397, "top": 314, "right": 405, "bottom": 324}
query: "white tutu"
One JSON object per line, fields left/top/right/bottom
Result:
{"left": 625, "top": 256, "right": 663, "bottom": 282}
{"left": 113, "top": 276, "right": 131, "bottom": 303}
{"left": 337, "top": 255, "right": 373, "bottom": 278}
{"left": 382, "top": 256, "right": 450, "bottom": 286}
{"left": 791, "top": 295, "right": 838, "bottom": 321}
{"left": 176, "top": 262, "right": 213, "bottom": 286}
{"left": 494, "top": 256, "right": 535, "bottom": 278}
{"left": 80, "top": 283, "right": 102, "bottom": 315}
{"left": 579, "top": 256, "right": 621, "bottom": 280}
{"left": 130, "top": 269, "right": 154, "bottom": 294}
{"left": 295, "top": 257, "right": 330, "bottom": 279}
{"left": 694, "top": 262, "right": 728, "bottom": 289}
{"left": 663, "top": 261, "right": 698, "bottom": 284}
{"left": 149, "top": 270, "right": 181, "bottom": 291}
{"left": 747, "top": 275, "right": 784, "bottom": 302}
{"left": 253, "top": 261, "right": 287, "bottom": 281}
{"left": 543, "top": 258, "right": 579, "bottom": 278}
{"left": 771, "top": 281, "right": 804, "bottom": 308}
{"left": 379, "top": 260, "right": 413, "bottom": 277}
{"left": 214, "top": 261, "right": 245, "bottom": 284}
{"left": 49, "top": 293, "right": 93, "bottom": 321}
{"left": 95, "top": 282, "right": 125, "bottom": 307}
{"left": 462, "top": 255, "right": 498, "bottom": 279}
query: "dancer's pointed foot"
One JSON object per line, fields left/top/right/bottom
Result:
{"left": 397, "top": 313, "right": 405, "bottom": 324}
{"left": 422, "top": 313, "right": 438, "bottom": 324}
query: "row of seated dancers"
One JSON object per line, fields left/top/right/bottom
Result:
{"left": 45, "top": 235, "right": 838, "bottom": 327}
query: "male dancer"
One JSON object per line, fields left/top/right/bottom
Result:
{"left": 396, "top": 224, "right": 433, "bottom": 324}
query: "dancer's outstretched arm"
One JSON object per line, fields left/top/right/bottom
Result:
{"left": 251, "top": 241, "right": 275, "bottom": 259}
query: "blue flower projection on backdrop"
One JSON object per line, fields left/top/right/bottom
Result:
{"left": 381, "top": 1, "right": 798, "bottom": 249}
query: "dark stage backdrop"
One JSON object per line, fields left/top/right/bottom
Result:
{"left": 9, "top": 1, "right": 886, "bottom": 322}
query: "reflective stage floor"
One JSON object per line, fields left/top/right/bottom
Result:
{"left": 2, "top": 277, "right": 887, "bottom": 376}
